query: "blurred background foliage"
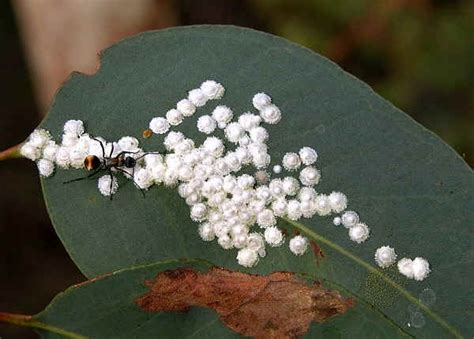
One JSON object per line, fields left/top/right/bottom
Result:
{"left": 0, "top": 0, "right": 472, "bottom": 338}
{"left": 254, "top": 0, "right": 473, "bottom": 163}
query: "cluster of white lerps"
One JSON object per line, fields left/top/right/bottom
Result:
{"left": 19, "top": 119, "right": 146, "bottom": 197}
{"left": 20, "top": 79, "right": 430, "bottom": 280}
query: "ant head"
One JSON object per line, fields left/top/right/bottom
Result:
{"left": 84, "top": 155, "right": 101, "bottom": 171}
{"left": 124, "top": 156, "right": 136, "bottom": 169}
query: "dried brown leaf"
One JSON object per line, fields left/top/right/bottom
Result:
{"left": 136, "top": 268, "right": 354, "bottom": 338}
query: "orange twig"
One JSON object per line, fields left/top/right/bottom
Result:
{"left": 0, "top": 144, "right": 22, "bottom": 161}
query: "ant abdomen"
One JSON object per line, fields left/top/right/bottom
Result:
{"left": 84, "top": 155, "right": 101, "bottom": 171}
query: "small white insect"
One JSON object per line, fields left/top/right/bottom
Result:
{"left": 348, "top": 222, "right": 370, "bottom": 243}
{"left": 299, "top": 147, "right": 318, "bottom": 165}
{"left": 218, "top": 234, "right": 233, "bottom": 250}
{"left": 163, "top": 131, "right": 185, "bottom": 151}
{"left": 166, "top": 109, "right": 184, "bottom": 126}
{"left": 212, "top": 105, "right": 233, "bottom": 127}
{"left": 238, "top": 113, "right": 261, "bottom": 131}
{"left": 224, "top": 122, "right": 245, "bottom": 143}
{"left": 98, "top": 175, "right": 118, "bottom": 197}
{"left": 260, "top": 104, "right": 281, "bottom": 124}
{"left": 289, "top": 235, "right": 308, "bottom": 256}
{"left": 20, "top": 142, "right": 41, "bottom": 161}
{"left": 249, "top": 127, "right": 269, "bottom": 143}
{"left": 314, "top": 194, "right": 331, "bottom": 216}
{"left": 252, "top": 92, "right": 272, "bottom": 110}
{"left": 299, "top": 167, "right": 321, "bottom": 186}
{"left": 328, "top": 191, "right": 347, "bottom": 213}
{"left": 29, "top": 129, "right": 52, "bottom": 148}
{"left": 341, "top": 211, "right": 359, "bottom": 228}
{"left": 282, "top": 152, "right": 301, "bottom": 171}
{"left": 272, "top": 164, "right": 282, "bottom": 174}
{"left": 149, "top": 117, "right": 170, "bottom": 134}
{"left": 200, "top": 80, "right": 224, "bottom": 100}
{"left": 282, "top": 179, "right": 299, "bottom": 197}
{"left": 197, "top": 115, "right": 217, "bottom": 134}
{"left": 118, "top": 136, "right": 140, "bottom": 152}
{"left": 271, "top": 198, "right": 288, "bottom": 217}
{"left": 55, "top": 146, "right": 71, "bottom": 169}
{"left": 190, "top": 203, "right": 207, "bottom": 222}
{"left": 42, "top": 141, "right": 59, "bottom": 161}
{"left": 176, "top": 99, "right": 196, "bottom": 117}
{"left": 397, "top": 258, "right": 415, "bottom": 279}
{"left": 246, "top": 232, "right": 266, "bottom": 257}
{"left": 63, "top": 120, "right": 84, "bottom": 137}
{"left": 286, "top": 199, "right": 302, "bottom": 221}
{"left": 412, "top": 257, "right": 431, "bottom": 281}
{"left": 264, "top": 226, "right": 284, "bottom": 247}
{"left": 375, "top": 246, "right": 397, "bottom": 268}
{"left": 37, "top": 159, "right": 55, "bottom": 177}
{"left": 237, "top": 248, "right": 259, "bottom": 267}
{"left": 188, "top": 88, "right": 207, "bottom": 107}
{"left": 134, "top": 168, "right": 154, "bottom": 190}
{"left": 198, "top": 223, "right": 215, "bottom": 241}
{"left": 257, "top": 209, "right": 277, "bottom": 228}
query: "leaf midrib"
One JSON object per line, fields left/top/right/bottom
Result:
{"left": 282, "top": 217, "right": 462, "bottom": 338}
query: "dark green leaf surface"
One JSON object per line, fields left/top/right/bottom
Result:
{"left": 40, "top": 26, "right": 473, "bottom": 337}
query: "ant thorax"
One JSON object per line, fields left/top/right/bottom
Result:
{"left": 104, "top": 155, "right": 122, "bottom": 168}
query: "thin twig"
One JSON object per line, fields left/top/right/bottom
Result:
{"left": 0, "top": 312, "right": 85, "bottom": 338}
{"left": 0, "top": 144, "right": 22, "bottom": 161}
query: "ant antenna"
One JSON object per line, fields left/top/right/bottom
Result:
{"left": 134, "top": 151, "right": 163, "bottom": 162}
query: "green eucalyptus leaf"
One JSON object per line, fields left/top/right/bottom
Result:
{"left": 39, "top": 26, "right": 473, "bottom": 337}
{"left": 11, "top": 259, "right": 409, "bottom": 338}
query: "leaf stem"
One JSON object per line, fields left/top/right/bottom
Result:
{"left": 282, "top": 217, "right": 463, "bottom": 339}
{"left": 0, "top": 312, "right": 86, "bottom": 338}
{"left": 0, "top": 144, "right": 22, "bottom": 161}
{"left": 0, "top": 259, "right": 215, "bottom": 338}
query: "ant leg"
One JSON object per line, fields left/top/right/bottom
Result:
{"left": 113, "top": 166, "right": 132, "bottom": 179}
{"left": 63, "top": 168, "right": 102, "bottom": 184}
{"left": 108, "top": 171, "right": 114, "bottom": 201}
{"left": 110, "top": 142, "right": 114, "bottom": 158}
{"left": 114, "top": 167, "right": 146, "bottom": 198}
{"left": 129, "top": 166, "right": 146, "bottom": 198}
{"left": 134, "top": 168, "right": 146, "bottom": 198}
{"left": 91, "top": 137, "right": 106, "bottom": 159}
{"left": 138, "top": 184, "right": 146, "bottom": 198}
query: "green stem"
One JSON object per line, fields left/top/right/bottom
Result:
{"left": 0, "top": 144, "right": 22, "bottom": 161}
{"left": 282, "top": 217, "right": 463, "bottom": 339}
{"left": 0, "top": 312, "right": 86, "bottom": 338}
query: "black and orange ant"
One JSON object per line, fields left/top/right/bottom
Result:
{"left": 64, "top": 137, "right": 157, "bottom": 199}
